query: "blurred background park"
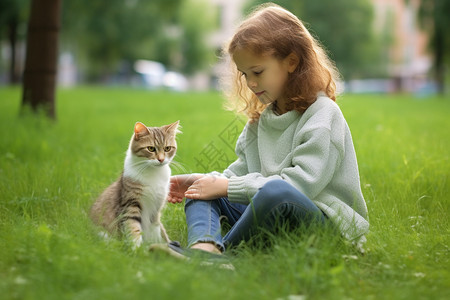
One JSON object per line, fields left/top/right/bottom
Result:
{"left": 0, "top": 0, "right": 449, "bottom": 103}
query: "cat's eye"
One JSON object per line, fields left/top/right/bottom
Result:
{"left": 164, "top": 146, "right": 172, "bottom": 152}
{"left": 147, "top": 146, "right": 156, "bottom": 152}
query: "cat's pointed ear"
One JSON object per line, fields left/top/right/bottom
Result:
{"left": 163, "top": 120, "right": 181, "bottom": 134}
{"left": 134, "top": 122, "right": 149, "bottom": 141}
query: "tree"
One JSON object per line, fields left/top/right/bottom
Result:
{"left": 61, "top": 0, "right": 215, "bottom": 81}
{"left": 418, "top": 0, "right": 450, "bottom": 94}
{"left": 0, "top": 0, "right": 30, "bottom": 84}
{"left": 176, "top": 0, "right": 216, "bottom": 74}
{"left": 21, "top": 0, "right": 61, "bottom": 119}
{"left": 246, "top": 0, "right": 380, "bottom": 80}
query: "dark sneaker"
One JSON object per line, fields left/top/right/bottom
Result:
{"left": 149, "top": 241, "right": 235, "bottom": 270}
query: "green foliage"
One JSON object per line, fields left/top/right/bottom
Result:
{"left": 0, "top": 0, "right": 30, "bottom": 80}
{"left": 418, "top": 0, "right": 450, "bottom": 54}
{"left": 0, "top": 0, "right": 29, "bottom": 34}
{"left": 177, "top": 0, "right": 217, "bottom": 74}
{"left": 61, "top": 0, "right": 216, "bottom": 80}
{"left": 246, "top": 0, "right": 383, "bottom": 79}
{"left": 417, "top": 0, "right": 450, "bottom": 93}
{"left": 0, "top": 87, "right": 449, "bottom": 299}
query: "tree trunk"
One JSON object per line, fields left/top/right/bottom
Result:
{"left": 21, "top": 0, "right": 62, "bottom": 119}
{"left": 8, "top": 17, "right": 20, "bottom": 84}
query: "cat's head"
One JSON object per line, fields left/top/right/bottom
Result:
{"left": 129, "top": 121, "right": 180, "bottom": 166}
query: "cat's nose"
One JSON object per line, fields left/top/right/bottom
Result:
{"left": 158, "top": 158, "right": 164, "bottom": 163}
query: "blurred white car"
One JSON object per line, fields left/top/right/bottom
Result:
{"left": 134, "top": 60, "right": 188, "bottom": 91}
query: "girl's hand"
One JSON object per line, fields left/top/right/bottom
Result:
{"left": 184, "top": 175, "right": 228, "bottom": 200}
{"left": 167, "top": 174, "right": 204, "bottom": 204}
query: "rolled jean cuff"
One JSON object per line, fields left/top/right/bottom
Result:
{"left": 188, "top": 238, "right": 225, "bottom": 253}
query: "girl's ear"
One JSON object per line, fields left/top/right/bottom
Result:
{"left": 286, "top": 52, "right": 300, "bottom": 73}
{"left": 134, "top": 122, "right": 149, "bottom": 141}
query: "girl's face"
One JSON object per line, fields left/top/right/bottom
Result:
{"left": 232, "top": 49, "right": 298, "bottom": 105}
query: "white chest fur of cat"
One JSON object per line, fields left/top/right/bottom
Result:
{"left": 90, "top": 121, "right": 180, "bottom": 248}
{"left": 123, "top": 147, "right": 171, "bottom": 245}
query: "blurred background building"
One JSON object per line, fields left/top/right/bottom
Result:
{"left": 369, "top": 0, "right": 432, "bottom": 93}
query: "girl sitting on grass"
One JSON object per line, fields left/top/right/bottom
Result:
{"left": 162, "top": 3, "right": 369, "bottom": 259}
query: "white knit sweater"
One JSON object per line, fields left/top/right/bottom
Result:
{"left": 221, "top": 96, "right": 369, "bottom": 241}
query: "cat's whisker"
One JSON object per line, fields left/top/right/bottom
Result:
{"left": 170, "top": 160, "right": 191, "bottom": 174}
{"left": 129, "top": 159, "right": 149, "bottom": 168}
{"left": 134, "top": 162, "right": 152, "bottom": 177}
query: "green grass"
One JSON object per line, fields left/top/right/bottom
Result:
{"left": 0, "top": 86, "right": 449, "bottom": 299}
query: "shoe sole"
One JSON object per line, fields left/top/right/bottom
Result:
{"left": 149, "top": 243, "right": 235, "bottom": 271}
{"left": 148, "top": 243, "right": 189, "bottom": 260}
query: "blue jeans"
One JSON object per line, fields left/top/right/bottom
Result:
{"left": 184, "top": 179, "right": 326, "bottom": 252}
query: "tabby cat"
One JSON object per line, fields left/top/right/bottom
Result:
{"left": 90, "top": 121, "right": 180, "bottom": 248}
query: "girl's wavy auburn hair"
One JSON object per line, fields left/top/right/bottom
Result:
{"left": 222, "top": 4, "right": 340, "bottom": 121}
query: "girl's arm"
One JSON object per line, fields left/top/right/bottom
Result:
{"left": 167, "top": 173, "right": 204, "bottom": 203}
{"left": 227, "top": 126, "right": 341, "bottom": 204}
{"left": 222, "top": 122, "right": 252, "bottom": 178}
{"left": 184, "top": 176, "right": 229, "bottom": 200}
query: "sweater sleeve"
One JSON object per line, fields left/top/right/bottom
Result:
{"left": 227, "top": 126, "right": 342, "bottom": 204}
{"left": 222, "top": 124, "right": 251, "bottom": 178}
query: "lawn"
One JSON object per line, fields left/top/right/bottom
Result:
{"left": 0, "top": 87, "right": 449, "bottom": 299}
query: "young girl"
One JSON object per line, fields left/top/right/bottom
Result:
{"left": 164, "top": 4, "right": 369, "bottom": 257}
